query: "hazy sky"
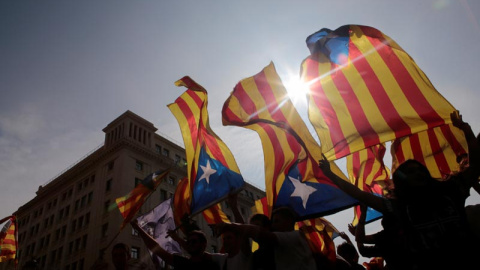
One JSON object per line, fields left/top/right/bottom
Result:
{"left": 1, "top": 0, "right": 479, "bottom": 251}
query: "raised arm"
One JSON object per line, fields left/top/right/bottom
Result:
{"left": 227, "top": 192, "right": 245, "bottom": 224}
{"left": 318, "top": 157, "right": 387, "bottom": 213}
{"left": 451, "top": 111, "right": 480, "bottom": 188}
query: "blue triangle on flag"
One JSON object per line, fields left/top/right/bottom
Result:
{"left": 191, "top": 146, "right": 244, "bottom": 214}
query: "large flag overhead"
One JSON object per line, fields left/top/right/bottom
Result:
{"left": 136, "top": 198, "right": 182, "bottom": 269}
{"left": 391, "top": 124, "right": 468, "bottom": 179}
{"left": 223, "top": 62, "right": 356, "bottom": 218}
{"left": 116, "top": 169, "right": 171, "bottom": 229}
{"left": 168, "top": 77, "right": 245, "bottom": 215}
{"left": 0, "top": 216, "right": 16, "bottom": 262}
{"left": 301, "top": 24, "right": 457, "bottom": 160}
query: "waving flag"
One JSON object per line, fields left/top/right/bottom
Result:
{"left": 346, "top": 145, "right": 389, "bottom": 226}
{"left": 391, "top": 124, "right": 468, "bottom": 179}
{"left": 168, "top": 77, "right": 244, "bottom": 216}
{"left": 350, "top": 181, "right": 386, "bottom": 226}
{"left": 136, "top": 198, "right": 182, "bottom": 268}
{"left": 0, "top": 216, "right": 16, "bottom": 262}
{"left": 301, "top": 24, "right": 457, "bottom": 160}
{"left": 297, "top": 218, "right": 338, "bottom": 262}
{"left": 202, "top": 204, "right": 230, "bottom": 224}
{"left": 116, "top": 169, "right": 171, "bottom": 229}
{"left": 223, "top": 62, "right": 356, "bottom": 219}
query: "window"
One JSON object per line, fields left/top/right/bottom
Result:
{"left": 135, "top": 161, "right": 143, "bottom": 171}
{"left": 104, "top": 200, "right": 110, "bottom": 214}
{"left": 106, "top": 179, "right": 112, "bottom": 192}
{"left": 80, "top": 195, "right": 87, "bottom": 208}
{"left": 168, "top": 176, "right": 175, "bottom": 186}
{"left": 155, "top": 144, "right": 161, "bottom": 154}
{"left": 135, "top": 178, "right": 142, "bottom": 187}
{"left": 101, "top": 223, "right": 108, "bottom": 238}
{"left": 132, "top": 227, "right": 139, "bottom": 236}
{"left": 175, "top": 154, "right": 181, "bottom": 164}
{"left": 131, "top": 247, "right": 140, "bottom": 259}
{"left": 107, "top": 161, "right": 114, "bottom": 171}
{"left": 87, "top": 192, "right": 93, "bottom": 204}
{"left": 162, "top": 148, "right": 169, "bottom": 157}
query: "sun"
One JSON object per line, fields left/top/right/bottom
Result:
{"left": 284, "top": 76, "right": 309, "bottom": 104}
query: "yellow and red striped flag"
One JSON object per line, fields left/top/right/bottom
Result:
{"left": 346, "top": 145, "right": 390, "bottom": 226}
{"left": 223, "top": 62, "right": 356, "bottom": 219}
{"left": 0, "top": 216, "right": 16, "bottom": 262}
{"left": 301, "top": 25, "right": 457, "bottom": 160}
{"left": 169, "top": 77, "right": 244, "bottom": 216}
{"left": 346, "top": 144, "right": 390, "bottom": 188}
{"left": 297, "top": 218, "right": 338, "bottom": 262}
{"left": 116, "top": 169, "right": 171, "bottom": 229}
{"left": 202, "top": 204, "right": 230, "bottom": 225}
{"left": 391, "top": 124, "right": 468, "bottom": 179}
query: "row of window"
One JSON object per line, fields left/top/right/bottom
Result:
{"left": 154, "top": 145, "right": 187, "bottom": 166}
{"left": 19, "top": 175, "right": 95, "bottom": 228}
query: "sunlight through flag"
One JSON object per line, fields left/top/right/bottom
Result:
{"left": 223, "top": 62, "right": 356, "bottom": 219}
{"left": 301, "top": 25, "right": 457, "bottom": 160}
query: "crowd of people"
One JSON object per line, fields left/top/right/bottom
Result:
{"left": 102, "top": 110, "right": 480, "bottom": 270}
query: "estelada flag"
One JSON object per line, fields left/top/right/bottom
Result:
{"left": 223, "top": 62, "right": 356, "bottom": 219}
{"left": 301, "top": 25, "right": 457, "bottom": 160}
{"left": 168, "top": 77, "right": 244, "bottom": 216}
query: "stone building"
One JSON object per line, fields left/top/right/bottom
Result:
{"left": 3, "top": 110, "right": 264, "bottom": 270}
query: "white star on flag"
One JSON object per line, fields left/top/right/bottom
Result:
{"left": 289, "top": 176, "right": 316, "bottom": 209}
{"left": 199, "top": 160, "right": 217, "bottom": 184}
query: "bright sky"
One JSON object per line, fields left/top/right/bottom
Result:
{"left": 1, "top": 0, "right": 479, "bottom": 260}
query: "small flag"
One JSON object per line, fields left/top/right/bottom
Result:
{"left": 116, "top": 169, "right": 171, "bottom": 229}
{"left": 0, "top": 216, "right": 16, "bottom": 262}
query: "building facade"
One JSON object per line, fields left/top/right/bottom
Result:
{"left": 4, "top": 111, "right": 265, "bottom": 270}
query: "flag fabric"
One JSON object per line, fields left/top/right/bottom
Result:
{"left": 172, "top": 177, "right": 191, "bottom": 232}
{"left": 391, "top": 124, "right": 468, "bottom": 179}
{"left": 0, "top": 216, "right": 16, "bottom": 262}
{"left": 346, "top": 144, "right": 390, "bottom": 188}
{"left": 136, "top": 198, "right": 182, "bottom": 269}
{"left": 202, "top": 204, "right": 230, "bottom": 224}
{"left": 301, "top": 24, "right": 457, "bottom": 160}
{"left": 116, "top": 169, "right": 171, "bottom": 229}
{"left": 346, "top": 144, "right": 389, "bottom": 226}
{"left": 168, "top": 77, "right": 245, "bottom": 215}
{"left": 223, "top": 62, "right": 357, "bottom": 219}
{"left": 252, "top": 197, "right": 269, "bottom": 217}
{"left": 350, "top": 181, "right": 386, "bottom": 226}
{"left": 297, "top": 219, "right": 337, "bottom": 262}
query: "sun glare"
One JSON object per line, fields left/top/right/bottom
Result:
{"left": 285, "top": 76, "right": 309, "bottom": 104}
